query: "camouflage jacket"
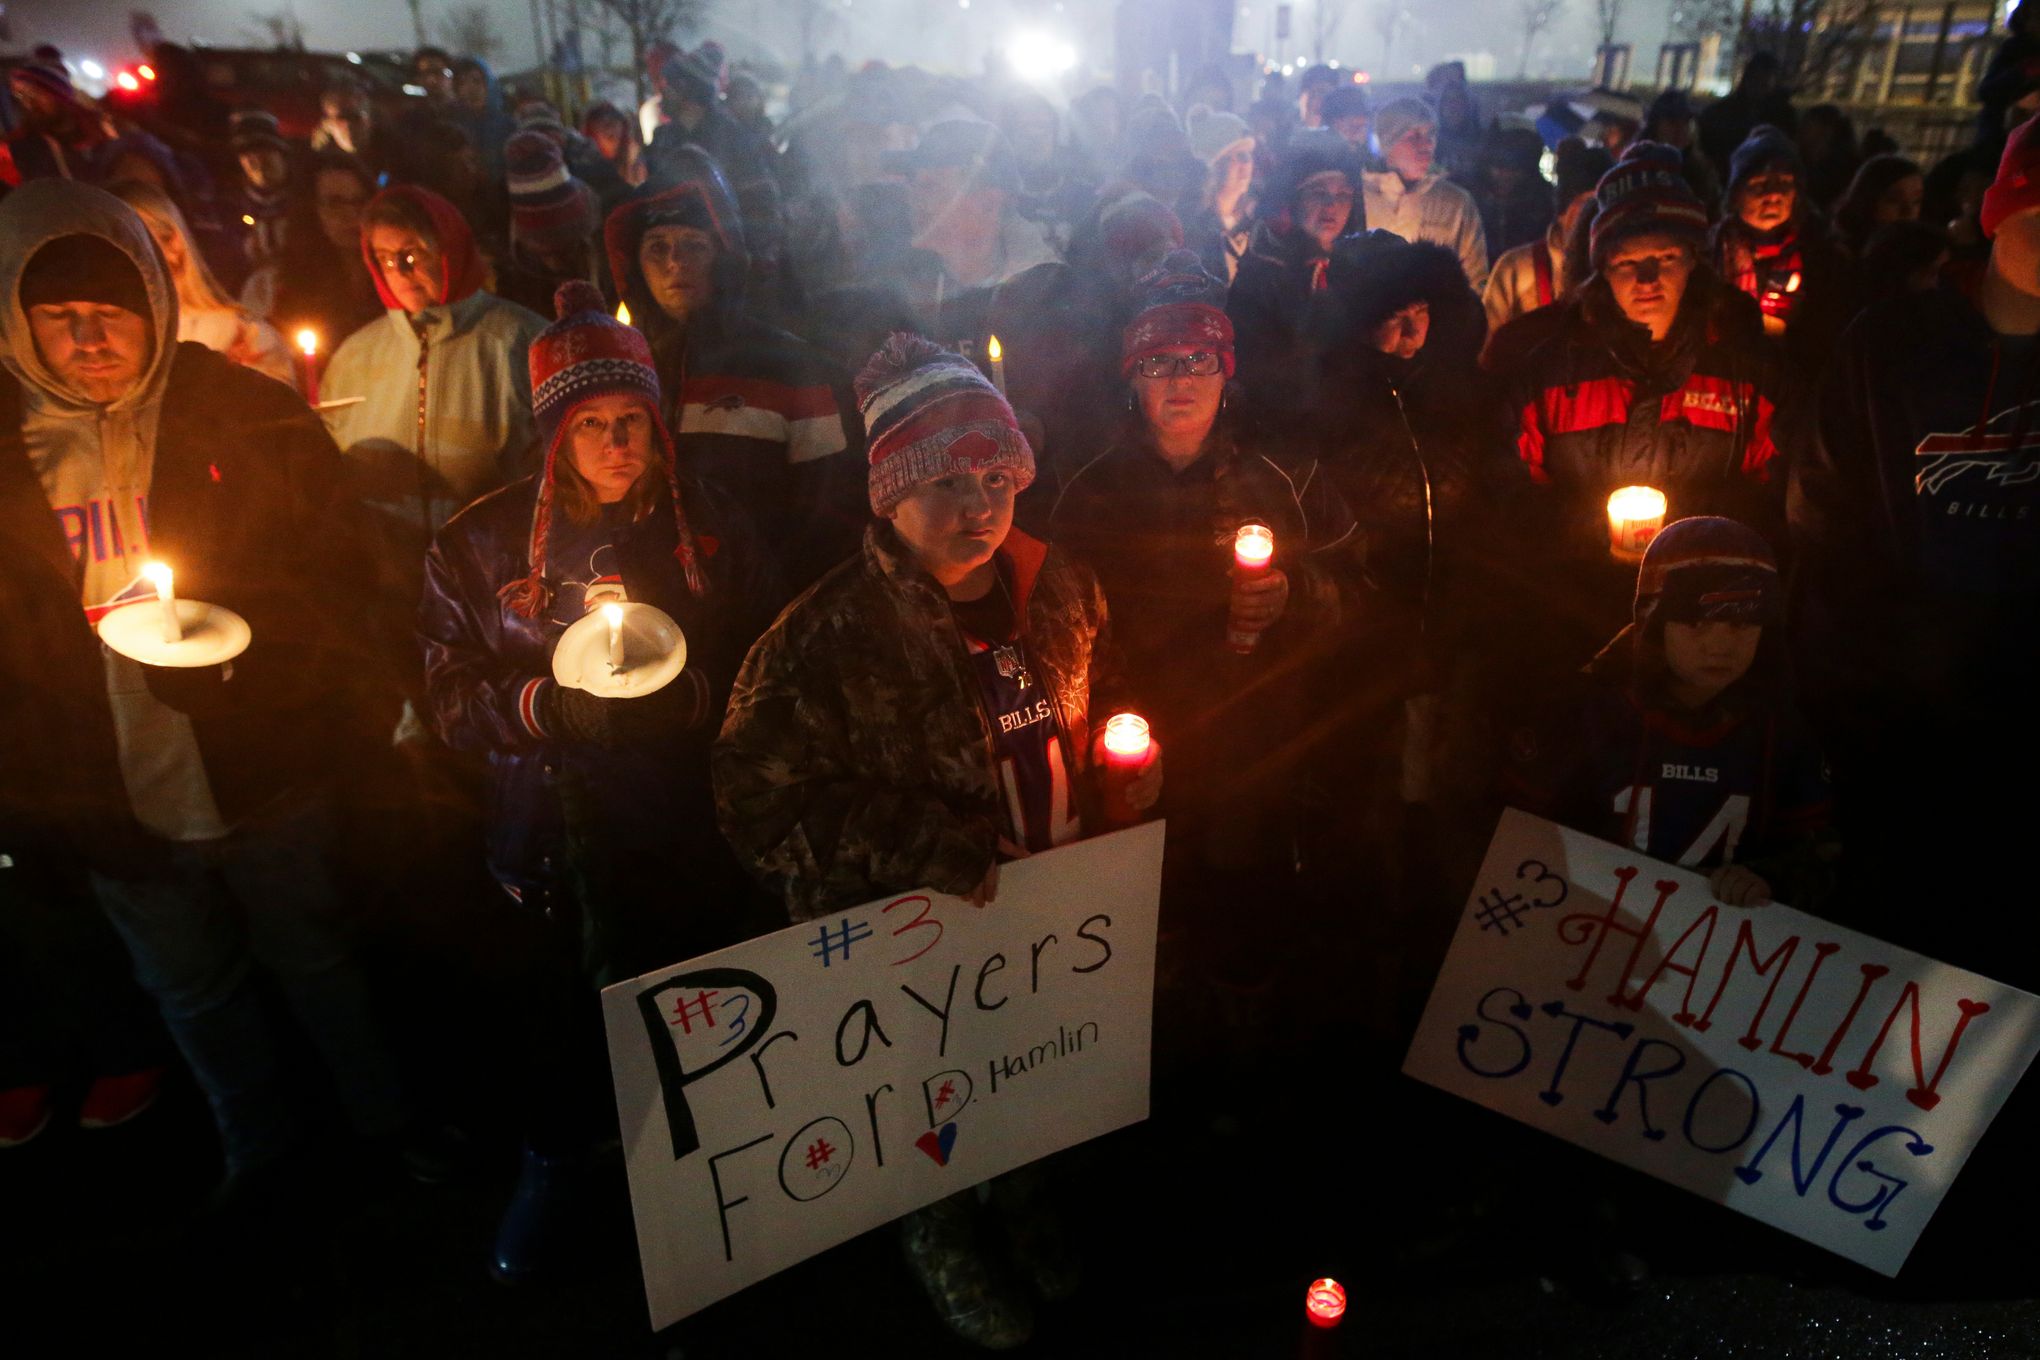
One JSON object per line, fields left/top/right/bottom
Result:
{"left": 714, "top": 522, "right": 1126, "bottom": 922}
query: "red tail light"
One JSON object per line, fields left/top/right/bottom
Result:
{"left": 138, "top": 64, "right": 157, "bottom": 81}
{"left": 115, "top": 71, "right": 140, "bottom": 92}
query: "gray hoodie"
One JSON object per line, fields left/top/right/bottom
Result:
{"left": 0, "top": 179, "right": 224, "bottom": 840}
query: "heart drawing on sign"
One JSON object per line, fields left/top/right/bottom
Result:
{"left": 914, "top": 1122, "right": 959, "bottom": 1167}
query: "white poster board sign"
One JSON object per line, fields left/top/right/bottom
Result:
{"left": 1404, "top": 809, "right": 2040, "bottom": 1276}
{"left": 603, "top": 822, "right": 1164, "bottom": 1329}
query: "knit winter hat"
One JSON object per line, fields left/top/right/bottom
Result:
{"left": 21, "top": 234, "right": 151, "bottom": 318}
{"left": 1372, "top": 97, "right": 1437, "bottom": 155}
{"left": 1727, "top": 123, "right": 1802, "bottom": 197}
{"left": 1554, "top": 139, "right": 1614, "bottom": 209}
{"left": 1589, "top": 141, "right": 1710, "bottom": 266}
{"left": 229, "top": 108, "right": 289, "bottom": 155}
{"left": 1983, "top": 114, "right": 2040, "bottom": 238}
{"left": 500, "top": 280, "right": 706, "bottom": 618}
{"left": 856, "top": 334, "right": 1034, "bottom": 516}
{"left": 506, "top": 130, "right": 598, "bottom": 256}
{"left": 1633, "top": 517, "right": 1779, "bottom": 630}
{"left": 1186, "top": 105, "right": 1252, "bottom": 164}
{"left": 1120, "top": 249, "right": 1234, "bottom": 378}
{"left": 514, "top": 100, "right": 569, "bottom": 137}
{"left": 7, "top": 61, "right": 80, "bottom": 110}
{"left": 1321, "top": 85, "right": 1371, "bottom": 127}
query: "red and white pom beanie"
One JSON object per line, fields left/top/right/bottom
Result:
{"left": 855, "top": 333, "right": 1034, "bottom": 516}
{"left": 498, "top": 279, "right": 706, "bottom": 617}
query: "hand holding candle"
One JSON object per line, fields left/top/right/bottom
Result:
{"left": 1226, "top": 523, "right": 1286, "bottom": 653}
{"left": 1096, "top": 712, "right": 1163, "bottom": 825}
{"left": 1606, "top": 485, "right": 1667, "bottom": 563}
{"left": 295, "top": 328, "right": 319, "bottom": 406}
{"left": 142, "top": 560, "right": 181, "bottom": 644}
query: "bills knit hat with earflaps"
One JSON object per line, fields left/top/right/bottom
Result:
{"left": 1633, "top": 516, "right": 1780, "bottom": 630}
{"left": 499, "top": 280, "right": 707, "bottom": 618}
{"left": 856, "top": 334, "right": 1034, "bottom": 516}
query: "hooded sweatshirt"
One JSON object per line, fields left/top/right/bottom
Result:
{"left": 0, "top": 179, "right": 223, "bottom": 840}
{"left": 320, "top": 187, "right": 546, "bottom": 576}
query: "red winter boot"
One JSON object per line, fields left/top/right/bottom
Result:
{"left": 78, "top": 1068, "right": 166, "bottom": 1130}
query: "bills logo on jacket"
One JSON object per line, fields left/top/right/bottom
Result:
{"left": 1915, "top": 406, "right": 2040, "bottom": 507}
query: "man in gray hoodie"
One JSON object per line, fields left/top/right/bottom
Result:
{"left": 0, "top": 179, "right": 413, "bottom": 1192}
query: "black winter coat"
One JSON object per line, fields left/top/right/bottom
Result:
{"left": 0, "top": 343, "right": 381, "bottom": 874}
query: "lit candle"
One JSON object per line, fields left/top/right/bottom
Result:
{"left": 142, "top": 560, "right": 181, "bottom": 645}
{"left": 1606, "top": 485, "right": 1667, "bottom": 563}
{"left": 1233, "top": 523, "right": 1275, "bottom": 571}
{"left": 1101, "top": 712, "right": 1151, "bottom": 765}
{"left": 1227, "top": 523, "right": 1276, "bottom": 654}
{"left": 603, "top": 601, "right": 625, "bottom": 671}
{"left": 1304, "top": 1277, "right": 1346, "bottom": 1329}
{"left": 1098, "top": 712, "right": 1152, "bottom": 825}
{"left": 616, "top": 301, "right": 632, "bottom": 326}
{"left": 986, "top": 333, "right": 1007, "bottom": 395}
{"left": 295, "top": 328, "right": 319, "bottom": 406}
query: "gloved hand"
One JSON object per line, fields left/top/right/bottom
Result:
{"left": 539, "top": 671, "right": 712, "bottom": 750}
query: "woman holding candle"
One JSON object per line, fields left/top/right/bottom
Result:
{"left": 1709, "top": 124, "right": 1854, "bottom": 381}
{"left": 1497, "top": 142, "right": 1794, "bottom": 678}
{"left": 419, "top": 281, "right": 778, "bottom": 1283}
{"left": 715, "top": 336, "right": 1154, "bottom": 1348}
{"left": 107, "top": 180, "right": 296, "bottom": 389}
{"left": 1042, "top": 252, "right": 1360, "bottom": 1059}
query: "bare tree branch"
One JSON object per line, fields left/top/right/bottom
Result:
{"left": 1518, "top": 0, "right": 1566, "bottom": 78}
{"left": 1372, "top": 0, "right": 1412, "bottom": 75}
{"left": 440, "top": 3, "right": 506, "bottom": 61}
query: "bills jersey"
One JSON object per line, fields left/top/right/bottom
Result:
{"left": 1510, "top": 681, "right": 1830, "bottom": 870}
{"left": 952, "top": 608, "right": 1080, "bottom": 857}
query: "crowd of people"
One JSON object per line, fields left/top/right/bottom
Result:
{"left": 3, "top": 20, "right": 2040, "bottom": 1350}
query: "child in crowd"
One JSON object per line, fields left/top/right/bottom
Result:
{"left": 1507, "top": 516, "right": 1835, "bottom": 908}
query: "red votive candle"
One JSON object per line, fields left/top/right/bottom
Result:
{"left": 1098, "top": 712, "right": 1151, "bottom": 825}
{"left": 1227, "top": 523, "right": 1275, "bottom": 653}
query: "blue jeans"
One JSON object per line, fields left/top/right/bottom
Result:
{"left": 90, "top": 800, "right": 406, "bottom": 1173}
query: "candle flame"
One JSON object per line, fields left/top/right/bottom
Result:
{"left": 601, "top": 602, "right": 624, "bottom": 628}
{"left": 986, "top": 334, "right": 1002, "bottom": 362}
{"left": 141, "top": 560, "right": 173, "bottom": 590}
{"left": 1233, "top": 523, "right": 1275, "bottom": 568}
{"left": 296, "top": 328, "right": 318, "bottom": 356}
{"left": 1606, "top": 486, "right": 1667, "bottom": 520}
{"left": 616, "top": 302, "right": 632, "bottom": 325}
{"left": 241, "top": 214, "right": 256, "bottom": 226}
{"left": 1101, "top": 712, "right": 1151, "bottom": 759}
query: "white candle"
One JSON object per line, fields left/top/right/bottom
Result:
{"left": 1606, "top": 486, "right": 1668, "bottom": 563}
{"left": 604, "top": 602, "right": 625, "bottom": 671}
{"left": 986, "top": 333, "right": 1007, "bottom": 395}
{"left": 142, "top": 560, "right": 181, "bottom": 644}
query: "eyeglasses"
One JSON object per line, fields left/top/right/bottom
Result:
{"left": 1134, "top": 351, "right": 1224, "bottom": 379}
{"left": 371, "top": 248, "right": 434, "bottom": 276}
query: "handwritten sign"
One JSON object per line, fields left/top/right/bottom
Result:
{"left": 1403, "top": 810, "right": 2040, "bottom": 1276}
{"left": 602, "top": 822, "right": 1165, "bottom": 1329}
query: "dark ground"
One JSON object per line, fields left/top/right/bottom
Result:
{"left": 10, "top": 1019, "right": 2040, "bottom": 1360}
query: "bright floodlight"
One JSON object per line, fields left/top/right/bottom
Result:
{"left": 80, "top": 60, "right": 106, "bottom": 80}
{"left": 1009, "top": 31, "right": 1078, "bottom": 81}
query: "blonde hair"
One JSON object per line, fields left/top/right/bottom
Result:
{"left": 108, "top": 179, "right": 242, "bottom": 316}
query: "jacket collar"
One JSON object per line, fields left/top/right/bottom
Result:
{"left": 866, "top": 522, "right": 1051, "bottom": 623}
